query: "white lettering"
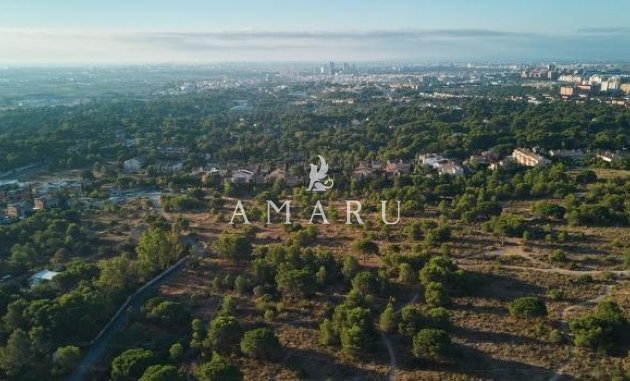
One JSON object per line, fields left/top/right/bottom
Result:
{"left": 267, "top": 200, "right": 291, "bottom": 224}
{"left": 229, "top": 200, "right": 251, "bottom": 224}
{"left": 309, "top": 200, "right": 330, "bottom": 224}
{"left": 381, "top": 200, "right": 401, "bottom": 225}
{"left": 345, "top": 200, "right": 364, "bottom": 224}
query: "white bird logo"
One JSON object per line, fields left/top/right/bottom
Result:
{"left": 307, "top": 155, "right": 334, "bottom": 192}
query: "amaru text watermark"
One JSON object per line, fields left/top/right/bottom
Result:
{"left": 228, "top": 156, "right": 401, "bottom": 225}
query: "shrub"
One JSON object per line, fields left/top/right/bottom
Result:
{"left": 548, "top": 329, "right": 563, "bottom": 344}
{"left": 412, "top": 329, "right": 453, "bottom": 361}
{"left": 548, "top": 250, "right": 568, "bottom": 262}
{"left": 379, "top": 303, "right": 397, "bottom": 333}
{"left": 139, "top": 365, "right": 182, "bottom": 381}
{"left": 426, "top": 307, "right": 451, "bottom": 330}
{"left": 276, "top": 269, "right": 316, "bottom": 299}
{"left": 169, "top": 343, "right": 184, "bottom": 362}
{"left": 508, "top": 297, "right": 547, "bottom": 319}
{"left": 111, "top": 348, "right": 157, "bottom": 381}
{"left": 351, "top": 271, "right": 378, "bottom": 296}
{"left": 547, "top": 288, "right": 565, "bottom": 301}
{"left": 570, "top": 300, "right": 628, "bottom": 352}
{"left": 398, "top": 305, "right": 423, "bottom": 336}
{"left": 195, "top": 353, "right": 242, "bottom": 381}
{"left": 424, "top": 282, "right": 450, "bottom": 308}
{"left": 240, "top": 328, "right": 282, "bottom": 360}
{"left": 319, "top": 318, "right": 337, "bottom": 346}
{"left": 205, "top": 315, "right": 242, "bottom": 354}
{"left": 216, "top": 234, "right": 252, "bottom": 262}
{"left": 52, "top": 345, "right": 81, "bottom": 376}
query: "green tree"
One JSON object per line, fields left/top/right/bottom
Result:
{"left": 352, "top": 239, "right": 379, "bottom": 261}
{"left": 234, "top": 275, "right": 248, "bottom": 294}
{"left": 139, "top": 365, "right": 182, "bottom": 381}
{"left": 136, "top": 227, "right": 182, "bottom": 277}
{"left": 570, "top": 299, "right": 628, "bottom": 351}
{"left": 276, "top": 269, "right": 316, "bottom": 299}
{"left": 190, "top": 318, "right": 206, "bottom": 350}
{"left": 379, "top": 302, "right": 397, "bottom": 333}
{"left": 196, "top": 353, "right": 242, "bottom": 381}
{"left": 398, "top": 263, "right": 415, "bottom": 284}
{"left": 111, "top": 348, "right": 157, "bottom": 381}
{"left": 341, "top": 256, "right": 359, "bottom": 281}
{"left": 169, "top": 343, "right": 184, "bottom": 362}
{"left": 399, "top": 305, "right": 423, "bottom": 336}
{"left": 216, "top": 234, "right": 252, "bottom": 262}
{"left": 425, "top": 282, "right": 450, "bottom": 308}
{"left": 143, "top": 299, "right": 190, "bottom": 326}
{"left": 508, "top": 296, "right": 547, "bottom": 319}
{"left": 319, "top": 318, "right": 337, "bottom": 346}
{"left": 240, "top": 328, "right": 282, "bottom": 360}
{"left": 340, "top": 324, "right": 373, "bottom": 355}
{"left": 0, "top": 329, "right": 32, "bottom": 377}
{"left": 412, "top": 329, "right": 453, "bottom": 361}
{"left": 426, "top": 307, "right": 452, "bottom": 330}
{"left": 205, "top": 315, "right": 242, "bottom": 354}
{"left": 351, "top": 271, "right": 378, "bottom": 296}
{"left": 52, "top": 345, "right": 81, "bottom": 376}
{"left": 419, "top": 256, "right": 463, "bottom": 291}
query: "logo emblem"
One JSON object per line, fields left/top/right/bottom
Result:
{"left": 307, "top": 155, "right": 334, "bottom": 192}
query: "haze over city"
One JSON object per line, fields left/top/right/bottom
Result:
{"left": 2, "top": 0, "right": 630, "bottom": 64}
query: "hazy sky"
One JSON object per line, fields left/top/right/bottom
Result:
{"left": 1, "top": 0, "right": 630, "bottom": 64}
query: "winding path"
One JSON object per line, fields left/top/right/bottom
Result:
{"left": 381, "top": 293, "right": 419, "bottom": 381}
{"left": 461, "top": 245, "right": 625, "bottom": 381}
{"left": 547, "top": 284, "right": 614, "bottom": 381}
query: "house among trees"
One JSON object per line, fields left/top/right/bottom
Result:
{"left": 30, "top": 270, "right": 60, "bottom": 287}
{"left": 385, "top": 160, "right": 412, "bottom": 175}
{"left": 33, "top": 195, "right": 59, "bottom": 210}
{"left": 0, "top": 183, "right": 32, "bottom": 204}
{"left": 512, "top": 148, "right": 551, "bottom": 167}
{"left": 417, "top": 153, "right": 464, "bottom": 176}
{"left": 465, "top": 150, "right": 500, "bottom": 166}
{"left": 417, "top": 153, "right": 448, "bottom": 169}
{"left": 153, "top": 160, "right": 184, "bottom": 173}
{"left": 596, "top": 151, "right": 618, "bottom": 163}
{"left": 231, "top": 169, "right": 255, "bottom": 184}
{"left": 438, "top": 161, "right": 464, "bottom": 176}
{"left": 265, "top": 169, "right": 301, "bottom": 186}
{"left": 123, "top": 157, "right": 145, "bottom": 172}
{"left": 5, "top": 201, "right": 32, "bottom": 219}
{"left": 352, "top": 161, "right": 381, "bottom": 180}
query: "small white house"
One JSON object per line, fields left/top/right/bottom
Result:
{"left": 123, "top": 158, "right": 144, "bottom": 172}
{"left": 30, "top": 270, "right": 60, "bottom": 287}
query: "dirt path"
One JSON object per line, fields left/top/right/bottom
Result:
{"left": 382, "top": 293, "right": 419, "bottom": 381}
{"left": 465, "top": 245, "right": 630, "bottom": 278}
{"left": 547, "top": 284, "right": 614, "bottom": 381}
{"left": 462, "top": 244, "right": 627, "bottom": 381}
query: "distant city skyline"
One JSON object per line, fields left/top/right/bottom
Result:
{"left": 2, "top": 0, "right": 630, "bottom": 64}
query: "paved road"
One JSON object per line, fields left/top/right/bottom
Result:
{"left": 66, "top": 239, "right": 204, "bottom": 381}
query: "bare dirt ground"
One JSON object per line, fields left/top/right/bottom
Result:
{"left": 138, "top": 203, "right": 630, "bottom": 381}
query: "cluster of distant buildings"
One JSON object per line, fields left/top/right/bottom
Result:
{"left": 121, "top": 145, "right": 628, "bottom": 192}
{"left": 316, "top": 61, "right": 357, "bottom": 76}
{"left": 558, "top": 74, "right": 630, "bottom": 99}
{"left": 0, "top": 179, "right": 74, "bottom": 223}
